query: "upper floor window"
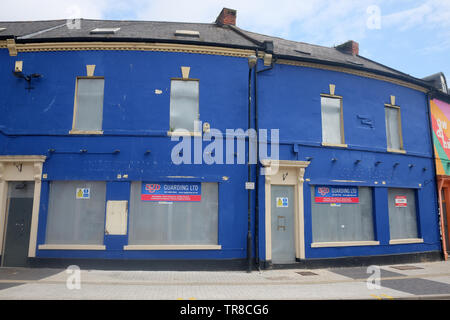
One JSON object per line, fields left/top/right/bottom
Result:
{"left": 71, "top": 77, "right": 105, "bottom": 133}
{"left": 385, "top": 104, "right": 404, "bottom": 152}
{"left": 321, "top": 95, "right": 345, "bottom": 146}
{"left": 169, "top": 79, "right": 199, "bottom": 133}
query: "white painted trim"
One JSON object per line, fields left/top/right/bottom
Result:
{"left": 38, "top": 244, "right": 106, "bottom": 250}
{"left": 311, "top": 241, "right": 380, "bottom": 248}
{"left": 387, "top": 148, "right": 406, "bottom": 154}
{"left": 167, "top": 131, "right": 202, "bottom": 137}
{"left": 69, "top": 130, "right": 104, "bottom": 135}
{"left": 389, "top": 238, "right": 424, "bottom": 245}
{"left": 28, "top": 180, "right": 42, "bottom": 257}
{"left": 321, "top": 142, "right": 348, "bottom": 148}
{"left": 123, "top": 245, "right": 222, "bottom": 250}
{"left": 0, "top": 156, "right": 46, "bottom": 163}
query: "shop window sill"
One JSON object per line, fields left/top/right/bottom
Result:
{"left": 389, "top": 238, "right": 423, "bottom": 245}
{"left": 123, "top": 244, "right": 222, "bottom": 250}
{"left": 311, "top": 241, "right": 380, "bottom": 248}
{"left": 38, "top": 244, "right": 106, "bottom": 250}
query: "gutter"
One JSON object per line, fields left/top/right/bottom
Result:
{"left": 11, "top": 35, "right": 260, "bottom": 52}
{"left": 274, "top": 53, "right": 434, "bottom": 92}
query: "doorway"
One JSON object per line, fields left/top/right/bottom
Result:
{"left": 2, "top": 182, "right": 35, "bottom": 267}
{"left": 262, "top": 160, "right": 310, "bottom": 264}
{"left": 271, "top": 185, "right": 295, "bottom": 263}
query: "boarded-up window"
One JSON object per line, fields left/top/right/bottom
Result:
{"left": 170, "top": 80, "right": 199, "bottom": 132}
{"left": 388, "top": 188, "right": 419, "bottom": 239}
{"left": 45, "top": 181, "right": 106, "bottom": 245}
{"left": 73, "top": 78, "right": 104, "bottom": 131}
{"left": 311, "top": 186, "right": 375, "bottom": 242}
{"left": 321, "top": 96, "right": 343, "bottom": 144}
{"left": 128, "top": 182, "right": 218, "bottom": 245}
{"left": 385, "top": 106, "right": 403, "bottom": 150}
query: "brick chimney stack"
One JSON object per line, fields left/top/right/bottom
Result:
{"left": 215, "top": 8, "right": 237, "bottom": 26}
{"left": 336, "top": 40, "right": 359, "bottom": 56}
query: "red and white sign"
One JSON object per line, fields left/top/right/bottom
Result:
{"left": 395, "top": 196, "right": 407, "bottom": 207}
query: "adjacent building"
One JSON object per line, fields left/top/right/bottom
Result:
{"left": 0, "top": 8, "right": 444, "bottom": 269}
{"left": 426, "top": 73, "right": 450, "bottom": 261}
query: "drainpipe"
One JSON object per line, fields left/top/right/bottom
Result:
{"left": 254, "top": 43, "right": 275, "bottom": 270}
{"left": 247, "top": 55, "right": 257, "bottom": 273}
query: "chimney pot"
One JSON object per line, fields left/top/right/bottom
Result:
{"left": 215, "top": 8, "right": 237, "bottom": 26}
{"left": 336, "top": 40, "right": 359, "bottom": 56}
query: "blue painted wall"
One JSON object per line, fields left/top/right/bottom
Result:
{"left": 0, "top": 49, "right": 253, "bottom": 260}
{"left": 256, "top": 61, "right": 441, "bottom": 260}
{"left": 0, "top": 47, "right": 441, "bottom": 263}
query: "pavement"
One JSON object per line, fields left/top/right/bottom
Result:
{"left": 0, "top": 260, "right": 448, "bottom": 300}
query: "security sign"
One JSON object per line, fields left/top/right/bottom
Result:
{"left": 141, "top": 182, "right": 201, "bottom": 202}
{"left": 76, "top": 188, "right": 90, "bottom": 200}
{"left": 395, "top": 195, "right": 407, "bottom": 207}
{"left": 276, "top": 197, "right": 288, "bottom": 208}
{"left": 315, "top": 185, "right": 359, "bottom": 203}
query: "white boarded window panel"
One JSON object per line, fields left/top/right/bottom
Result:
{"left": 105, "top": 201, "right": 128, "bottom": 235}
{"left": 170, "top": 80, "right": 199, "bottom": 132}
{"left": 74, "top": 78, "right": 104, "bottom": 131}
{"left": 388, "top": 188, "right": 419, "bottom": 239}
{"left": 385, "top": 106, "right": 401, "bottom": 150}
{"left": 321, "top": 97, "right": 342, "bottom": 144}
{"left": 45, "top": 181, "right": 106, "bottom": 245}
{"left": 311, "top": 186, "right": 375, "bottom": 242}
{"left": 128, "top": 182, "right": 218, "bottom": 245}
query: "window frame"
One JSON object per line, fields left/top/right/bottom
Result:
{"left": 320, "top": 93, "right": 347, "bottom": 148}
{"left": 69, "top": 76, "right": 105, "bottom": 135}
{"left": 384, "top": 103, "right": 405, "bottom": 153}
{"left": 38, "top": 180, "right": 107, "bottom": 250}
{"left": 168, "top": 77, "right": 201, "bottom": 137}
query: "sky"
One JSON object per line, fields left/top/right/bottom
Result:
{"left": 0, "top": 0, "right": 449, "bottom": 82}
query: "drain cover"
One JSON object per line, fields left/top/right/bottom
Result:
{"left": 296, "top": 271, "right": 318, "bottom": 276}
{"left": 390, "top": 265, "right": 423, "bottom": 271}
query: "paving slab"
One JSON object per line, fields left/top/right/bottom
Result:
{"left": 0, "top": 260, "right": 447, "bottom": 299}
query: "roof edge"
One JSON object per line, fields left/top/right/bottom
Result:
{"left": 1, "top": 35, "right": 433, "bottom": 92}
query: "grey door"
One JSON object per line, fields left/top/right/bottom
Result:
{"left": 2, "top": 182, "right": 35, "bottom": 267}
{"left": 271, "top": 185, "right": 295, "bottom": 264}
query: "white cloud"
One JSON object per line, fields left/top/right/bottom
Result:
{"left": 1, "top": 0, "right": 449, "bottom": 52}
{"left": 133, "top": 0, "right": 376, "bottom": 45}
{"left": 0, "top": 0, "right": 107, "bottom": 21}
{"left": 382, "top": 0, "right": 450, "bottom": 31}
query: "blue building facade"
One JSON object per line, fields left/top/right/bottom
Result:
{"left": 256, "top": 61, "right": 441, "bottom": 266}
{"left": 0, "top": 10, "right": 443, "bottom": 269}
